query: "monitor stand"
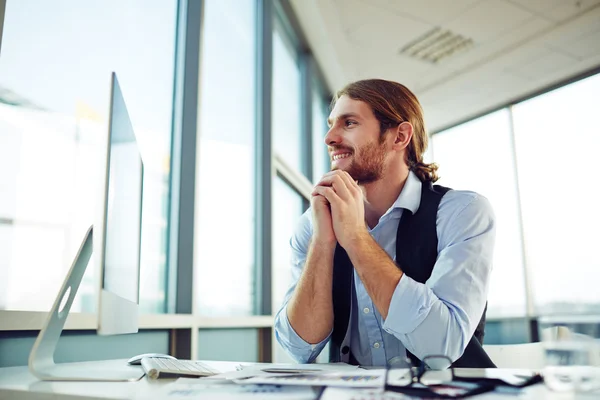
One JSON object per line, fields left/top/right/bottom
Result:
{"left": 28, "top": 226, "right": 145, "bottom": 382}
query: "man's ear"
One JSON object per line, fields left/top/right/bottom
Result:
{"left": 392, "top": 122, "right": 413, "bottom": 151}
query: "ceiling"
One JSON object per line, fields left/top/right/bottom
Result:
{"left": 289, "top": 0, "right": 600, "bottom": 131}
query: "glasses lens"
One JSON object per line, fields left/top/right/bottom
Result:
{"left": 421, "top": 368, "right": 453, "bottom": 385}
{"left": 387, "top": 356, "right": 411, "bottom": 369}
{"left": 420, "top": 356, "right": 453, "bottom": 385}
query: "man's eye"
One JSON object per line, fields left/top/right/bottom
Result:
{"left": 345, "top": 120, "right": 357, "bottom": 127}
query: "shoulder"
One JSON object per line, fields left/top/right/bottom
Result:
{"left": 436, "top": 190, "right": 496, "bottom": 246}
{"left": 438, "top": 189, "right": 494, "bottom": 221}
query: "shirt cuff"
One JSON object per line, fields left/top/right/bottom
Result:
{"left": 274, "top": 306, "right": 331, "bottom": 363}
{"left": 383, "top": 274, "right": 436, "bottom": 335}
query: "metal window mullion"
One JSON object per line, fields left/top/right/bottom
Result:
{"left": 254, "top": 0, "right": 273, "bottom": 317}
{"left": 254, "top": 0, "right": 274, "bottom": 363}
{"left": 0, "top": 0, "right": 5, "bottom": 52}
{"left": 167, "top": 0, "right": 204, "bottom": 358}
{"left": 299, "top": 53, "right": 313, "bottom": 212}
{"left": 300, "top": 53, "right": 313, "bottom": 181}
{"left": 321, "top": 85, "right": 332, "bottom": 178}
{"left": 274, "top": 154, "right": 312, "bottom": 200}
{"left": 507, "top": 105, "right": 537, "bottom": 341}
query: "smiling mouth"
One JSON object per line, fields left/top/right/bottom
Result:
{"left": 332, "top": 153, "right": 352, "bottom": 161}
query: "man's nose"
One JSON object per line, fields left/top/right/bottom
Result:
{"left": 324, "top": 127, "right": 341, "bottom": 146}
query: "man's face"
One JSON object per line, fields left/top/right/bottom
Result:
{"left": 325, "top": 95, "right": 388, "bottom": 184}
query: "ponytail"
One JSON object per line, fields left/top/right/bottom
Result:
{"left": 408, "top": 160, "right": 439, "bottom": 183}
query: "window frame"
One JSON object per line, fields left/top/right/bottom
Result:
{"left": 430, "top": 67, "right": 600, "bottom": 342}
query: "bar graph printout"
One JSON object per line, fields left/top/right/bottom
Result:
{"left": 320, "top": 387, "right": 421, "bottom": 400}
{"left": 235, "top": 369, "right": 386, "bottom": 388}
{"left": 151, "top": 382, "right": 316, "bottom": 399}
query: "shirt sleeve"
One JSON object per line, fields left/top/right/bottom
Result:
{"left": 382, "top": 192, "right": 496, "bottom": 363}
{"left": 273, "top": 209, "right": 331, "bottom": 363}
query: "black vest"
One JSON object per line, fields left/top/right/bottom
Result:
{"left": 330, "top": 180, "right": 495, "bottom": 368}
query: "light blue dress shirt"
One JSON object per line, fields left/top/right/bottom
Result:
{"left": 274, "top": 171, "right": 496, "bottom": 366}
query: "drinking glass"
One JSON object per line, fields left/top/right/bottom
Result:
{"left": 539, "top": 315, "right": 600, "bottom": 392}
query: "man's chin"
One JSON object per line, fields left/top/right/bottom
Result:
{"left": 330, "top": 165, "right": 351, "bottom": 175}
{"left": 330, "top": 165, "right": 358, "bottom": 180}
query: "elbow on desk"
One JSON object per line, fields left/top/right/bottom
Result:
{"left": 273, "top": 323, "right": 322, "bottom": 364}
{"left": 399, "top": 304, "right": 471, "bottom": 368}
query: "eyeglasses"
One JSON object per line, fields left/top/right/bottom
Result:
{"left": 384, "top": 355, "right": 543, "bottom": 399}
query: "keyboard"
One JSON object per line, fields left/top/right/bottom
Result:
{"left": 141, "top": 357, "right": 221, "bottom": 380}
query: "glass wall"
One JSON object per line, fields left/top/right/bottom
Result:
{"left": 0, "top": 0, "right": 334, "bottom": 365}
{"left": 272, "top": 19, "right": 303, "bottom": 175}
{"left": 432, "top": 110, "right": 527, "bottom": 318}
{"left": 269, "top": 7, "right": 332, "bottom": 361}
{"left": 512, "top": 73, "right": 600, "bottom": 316}
{"left": 311, "top": 79, "right": 330, "bottom": 182}
{"left": 0, "top": 0, "right": 177, "bottom": 313}
{"left": 194, "top": 0, "right": 256, "bottom": 316}
{"left": 272, "top": 176, "right": 305, "bottom": 363}
{"left": 432, "top": 72, "right": 600, "bottom": 326}
{"left": 198, "top": 329, "right": 259, "bottom": 362}
{"left": 272, "top": 177, "right": 305, "bottom": 315}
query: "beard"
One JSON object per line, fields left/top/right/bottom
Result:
{"left": 331, "top": 140, "right": 386, "bottom": 184}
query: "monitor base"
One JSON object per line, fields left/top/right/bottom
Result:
{"left": 31, "top": 359, "right": 144, "bottom": 382}
{"left": 28, "top": 227, "right": 144, "bottom": 382}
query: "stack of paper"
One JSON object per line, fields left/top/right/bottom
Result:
{"left": 151, "top": 380, "right": 317, "bottom": 399}
{"left": 236, "top": 369, "right": 386, "bottom": 388}
{"left": 153, "top": 363, "right": 391, "bottom": 399}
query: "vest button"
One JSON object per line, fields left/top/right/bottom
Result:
{"left": 341, "top": 346, "right": 350, "bottom": 354}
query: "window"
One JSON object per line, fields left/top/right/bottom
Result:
{"left": 432, "top": 110, "right": 527, "bottom": 317}
{"left": 311, "top": 81, "right": 330, "bottom": 182}
{"left": 0, "top": 0, "right": 177, "bottom": 313}
{"left": 194, "top": 0, "right": 256, "bottom": 316}
{"left": 512, "top": 73, "right": 600, "bottom": 316}
{"left": 272, "top": 20, "right": 303, "bottom": 174}
{"left": 272, "top": 177, "right": 305, "bottom": 313}
{"left": 272, "top": 176, "right": 305, "bottom": 362}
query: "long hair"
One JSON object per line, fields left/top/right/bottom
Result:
{"left": 332, "top": 79, "right": 439, "bottom": 182}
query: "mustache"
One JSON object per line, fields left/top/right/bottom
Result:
{"left": 328, "top": 145, "right": 354, "bottom": 154}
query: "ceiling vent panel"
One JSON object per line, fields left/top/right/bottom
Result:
{"left": 399, "top": 27, "right": 474, "bottom": 64}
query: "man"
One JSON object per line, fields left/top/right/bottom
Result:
{"left": 274, "top": 79, "right": 496, "bottom": 369}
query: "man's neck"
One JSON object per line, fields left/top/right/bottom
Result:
{"left": 361, "top": 165, "right": 410, "bottom": 229}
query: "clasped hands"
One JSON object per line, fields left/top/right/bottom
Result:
{"left": 311, "top": 170, "right": 368, "bottom": 249}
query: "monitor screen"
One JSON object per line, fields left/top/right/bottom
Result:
{"left": 28, "top": 73, "right": 146, "bottom": 377}
{"left": 99, "top": 73, "right": 143, "bottom": 329}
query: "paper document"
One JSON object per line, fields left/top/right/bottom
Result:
{"left": 206, "top": 362, "right": 360, "bottom": 381}
{"left": 236, "top": 369, "right": 386, "bottom": 388}
{"left": 454, "top": 368, "right": 534, "bottom": 386}
{"left": 320, "top": 387, "right": 414, "bottom": 400}
{"left": 151, "top": 380, "right": 317, "bottom": 399}
{"left": 238, "top": 362, "right": 360, "bottom": 372}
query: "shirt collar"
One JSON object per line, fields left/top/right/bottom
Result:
{"left": 391, "top": 170, "right": 421, "bottom": 214}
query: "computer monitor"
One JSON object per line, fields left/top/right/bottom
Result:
{"left": 97, "top": 72, "right": 143, "bottom": 335}
{"left": 28, "top": 72, "right": 145, "bottom": 381}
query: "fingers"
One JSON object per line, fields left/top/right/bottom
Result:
{"left": 331, "top": 174, "right": 353, "bottom": 200}
{"left": 335, "top": 171, "right": 361, "bottom": 196}
{"left": 310, "top": 193, "right": 330, "bottom": 210}
{"left": 315, "top": 171, "right": 360, "bottom": 200}
{"left": 312, "top": 185, "right": 341, "bottom": 207}
{"left": 317, "top": 170, "right": 358, "bottom": 188}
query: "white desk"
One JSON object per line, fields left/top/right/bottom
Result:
{"left": 0, "top": 359, "right": 239, "bottom": 400}
{"left": 0, "top": 360, "right": 596, "bottom": 399}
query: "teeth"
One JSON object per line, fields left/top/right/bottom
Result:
{"left": 333, "top": 153, "right": 351, "bottom": 161}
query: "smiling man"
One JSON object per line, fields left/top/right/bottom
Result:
{"left": 274, "top": 79, "right": 496, "bottom": 369}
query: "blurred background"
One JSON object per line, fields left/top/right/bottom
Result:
{"left": 1, "top": 0, "right": 599, "bottom": 366}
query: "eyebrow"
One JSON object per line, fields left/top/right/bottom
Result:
{"left": 327, "top": 112, "right": 362, "bottom": 127}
